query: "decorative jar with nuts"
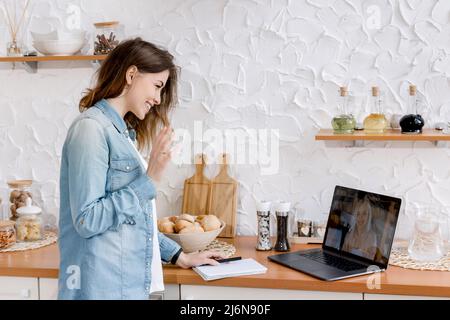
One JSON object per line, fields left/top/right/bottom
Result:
{"left": 0, "top": 220, "right": 16, "bottom": 249}
{"left": 7, "top": 180, "right": 33, "bottom": 221}
{"left": 93, "top": 21, "right": 122, "bottom": 55}
{"left": 15, "top": 197, "right": 43, "bottom": 242}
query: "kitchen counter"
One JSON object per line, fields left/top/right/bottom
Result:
{"left": 1, "top": 236, "right": 450, "bottom": 298}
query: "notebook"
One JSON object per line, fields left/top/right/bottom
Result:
{"left": 193, "top": 258, "right": 267, "bottom": 281}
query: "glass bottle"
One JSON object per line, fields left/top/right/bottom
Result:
{"left": 363, "top": 86, "right": 388, "bottom": 133}
{"left": 7, "top": 180, "right": 33, "bottom": 221}
{"left": 400, "top": 85, "right": 425, "bottom": 134}
{"left": 256, "top": 201, "right": 272, "bottom": 251}
{"left": 331, "top": 87, "right": 356, "bottom": 134}
{"left": 274, "top": 202, "right": 291, "bottom": 252}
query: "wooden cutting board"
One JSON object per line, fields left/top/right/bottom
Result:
{"left": 209, "top": 154, "right": 238, "bottom": 238}
{"left": 182, "top": 154, "right": 211, "bottom": 215}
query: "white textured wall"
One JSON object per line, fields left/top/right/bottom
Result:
{"left": 1, "top": 0, "right": 450, "bottom": 240}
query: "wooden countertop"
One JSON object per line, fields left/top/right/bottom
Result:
{"left": 1, "top": 237, "right": 450, "bottom": 297}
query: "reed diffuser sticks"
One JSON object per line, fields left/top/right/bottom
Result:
{"left": 2, "top": 0, "right": 31, "bottom": 56}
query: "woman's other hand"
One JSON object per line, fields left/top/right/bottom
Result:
{"left": 146, "top": 126, "right": 173, "bottom": 182}
{"left": 175, "top": 250, "right": 228, "bottom": 269}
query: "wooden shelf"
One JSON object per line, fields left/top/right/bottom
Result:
{"left": 315, "top": 129, "right": 450, "bottom": 142}
{"left": 0, "top": 54, "right": 107, "bottom": 62}
{"left": 0, "top": 54, "right": 108, "bottom": 73}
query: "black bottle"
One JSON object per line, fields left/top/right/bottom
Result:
{"left": 400, "top": 85, "right": 425, "bottom": 134}
{"left": 274, "top": 202, "right": 291, "bottom": 252}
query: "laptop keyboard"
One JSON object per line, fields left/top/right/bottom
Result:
{"left": 300, "top": 251, "right": 367, "bottom": 272}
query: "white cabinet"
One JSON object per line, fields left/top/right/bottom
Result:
{"left": 37, "top": 279, "right": 180, "bottom": 300}
{"left": 181, "top": 285, "right": 363, "bottom": 300}
{"left": 364, "top": 293, "right": 450, "bottom": 300}
{"left": 0, "top": 277, "right": 39, "bottom": 300}
{"left": 149, "top": 284, "right": 180, "bottom": 300}
{"left": 39, "top": 278, "right": 59, "bottom": 300}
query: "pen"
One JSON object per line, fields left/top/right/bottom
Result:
{"left": 199, "top": 256, "right": 242, "bottom": 267}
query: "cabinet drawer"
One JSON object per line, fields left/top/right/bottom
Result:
{"left": 0, "top": 277, "right": 39, "bottom": 300}
{"left": 39, "top": 278, "right": 59, "bottom": 300}
{"left": 181, "top": 285, "right": 362, "bottom": 300}
{"left": 364, "top": 293, "right": 450, "bottom": 300}
{"left": 149, "top": 284, "right": 180, "bottom": 300}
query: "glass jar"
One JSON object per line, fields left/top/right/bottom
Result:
{"left": 93, "top": 21, "right": 121, "bottom": 55}
{"left": 407, "top": 205, "right": 445, "bottom": 262}
{"left": 0, "top": 220, "right": 16, "bottom": 249}
{"left": 312, "top": 220, "right": 327, "bottom": 238}
{"left": 16, "top": 197, "right": 43, "bottom": 242}
{"left": 7, "top": 180, "right": 33, "bottom": 221}
{"left": 7, "top": 40, "right": 24, "bottom": 57}
{"left": 297, "top": 219, "right": 312, "bottom": 237}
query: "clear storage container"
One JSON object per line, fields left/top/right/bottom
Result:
{"left": 93, "top": 21, "right": 121, "bottom": 55}
{"left": 16, "top": 197, "right": 43, "bottom": 242}
{"left": 7, "top": 180, "right": 33, "bottom": 221}
{"left": 0, "top": 220, "right": 16, "bottom": 249}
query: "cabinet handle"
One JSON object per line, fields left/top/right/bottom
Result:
{"left": 20, "top": 289, "right": 31, "bottom": 299}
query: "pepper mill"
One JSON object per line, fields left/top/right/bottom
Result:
{"left": 256, "top": 201, "right": 272, "bottom": 251}
{"left": 274, "top": 201, "right": 291, "bottom": 252}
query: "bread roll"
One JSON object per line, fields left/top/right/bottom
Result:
{"left": 195, "top": 215, "right": 208, "bottom": 222}
{"left": 174, "top": 219, "right": 193, "bottom": 233}
{"left": 179, "top": 223, "right": 204, "bottom": 234}
{"left": 200, "top": 215, "right": 221, "bottom": 231}
{"left": 177, "top": 213, "right": 195, "bottom": 224}
{"left": 159, "top": 221, "right": 175, "bottom": 233}
{"left": 168, "top": 215, "right": 178, "bottom": 223}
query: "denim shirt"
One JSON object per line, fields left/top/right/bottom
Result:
{"left": 58, "top": 99, "right": 181, "bottom": 300}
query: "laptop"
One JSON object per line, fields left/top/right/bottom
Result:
{"left": 268, "top": 186, "right": 402, "bottom": 281}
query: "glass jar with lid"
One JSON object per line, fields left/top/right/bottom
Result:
{"left": 0, "top": 220, "right": 16, "bottom": 249}
{"left": 16, "top": 197, "right": 43, "bottom": 242}
{"left": 93, "top": 21, "right": 121, "bottom": 55}
{"left": 7, "top": 180, "right": 33, "bottom": 221}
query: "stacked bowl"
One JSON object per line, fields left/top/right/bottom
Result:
{"left": 31, "top": 30, "right": 86, "bottom": 56}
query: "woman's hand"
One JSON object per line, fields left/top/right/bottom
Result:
{"left": 175, "top": 250, "right": 228, "bottom": 269}
{"left": 147, "top": 126, "right": 173, "bottom": 182}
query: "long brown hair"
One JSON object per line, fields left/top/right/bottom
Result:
{"left": 80, "top": 38, "right": 178, "bottom": 152}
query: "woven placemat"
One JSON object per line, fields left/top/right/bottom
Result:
{"left": 163, "top": 239, "right": 236, "bottom": 268}
{"left": 0, "top": 231, "right": 57, "bottom": 253}
{"left": 389, "top": 247, "right": 450, "bottom": 271}
{"left": 200, "top": 239, "right": 236, "bottom": 257}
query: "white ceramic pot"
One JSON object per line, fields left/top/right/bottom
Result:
{"left": 390, "top": 114, "right": 403, "bottom": 129}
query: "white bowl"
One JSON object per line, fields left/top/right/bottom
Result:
{"left": 33, "top": 39, "right": 85, "bottom": 56}
{"left": 162, "top": 220, "right": 225, "bottom": 253}
{"left": 31, "top": 30, "right": 86, "bottom": 42}
{"left": 30, "top": 30, "right": 58, "bottom": 42}
{"left": 57, "top": 30, "right": 86, "bottom": 41}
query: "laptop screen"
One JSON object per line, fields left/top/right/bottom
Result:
{"left": 323, "top": 186, "right": 401, "bottom": 267}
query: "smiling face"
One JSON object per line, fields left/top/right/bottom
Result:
{"left": 125, "top": 67, "right": 170, "bottom": 120}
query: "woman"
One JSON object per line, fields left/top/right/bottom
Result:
{"left": 58, "top": 38, "right": 225, "bottom": 300}
{"left": 342, "top": 196, "right": 377, "bottom": 260}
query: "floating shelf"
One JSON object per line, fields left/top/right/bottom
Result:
{"left": 0, "top": 54, "right": 108, "bottom": 73}
{"left": 316, "top": 129, "right": 450, "bottom": 147}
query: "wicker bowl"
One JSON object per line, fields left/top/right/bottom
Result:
{"left": 162, "top": 220, "right": 225, "bottom": 253}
